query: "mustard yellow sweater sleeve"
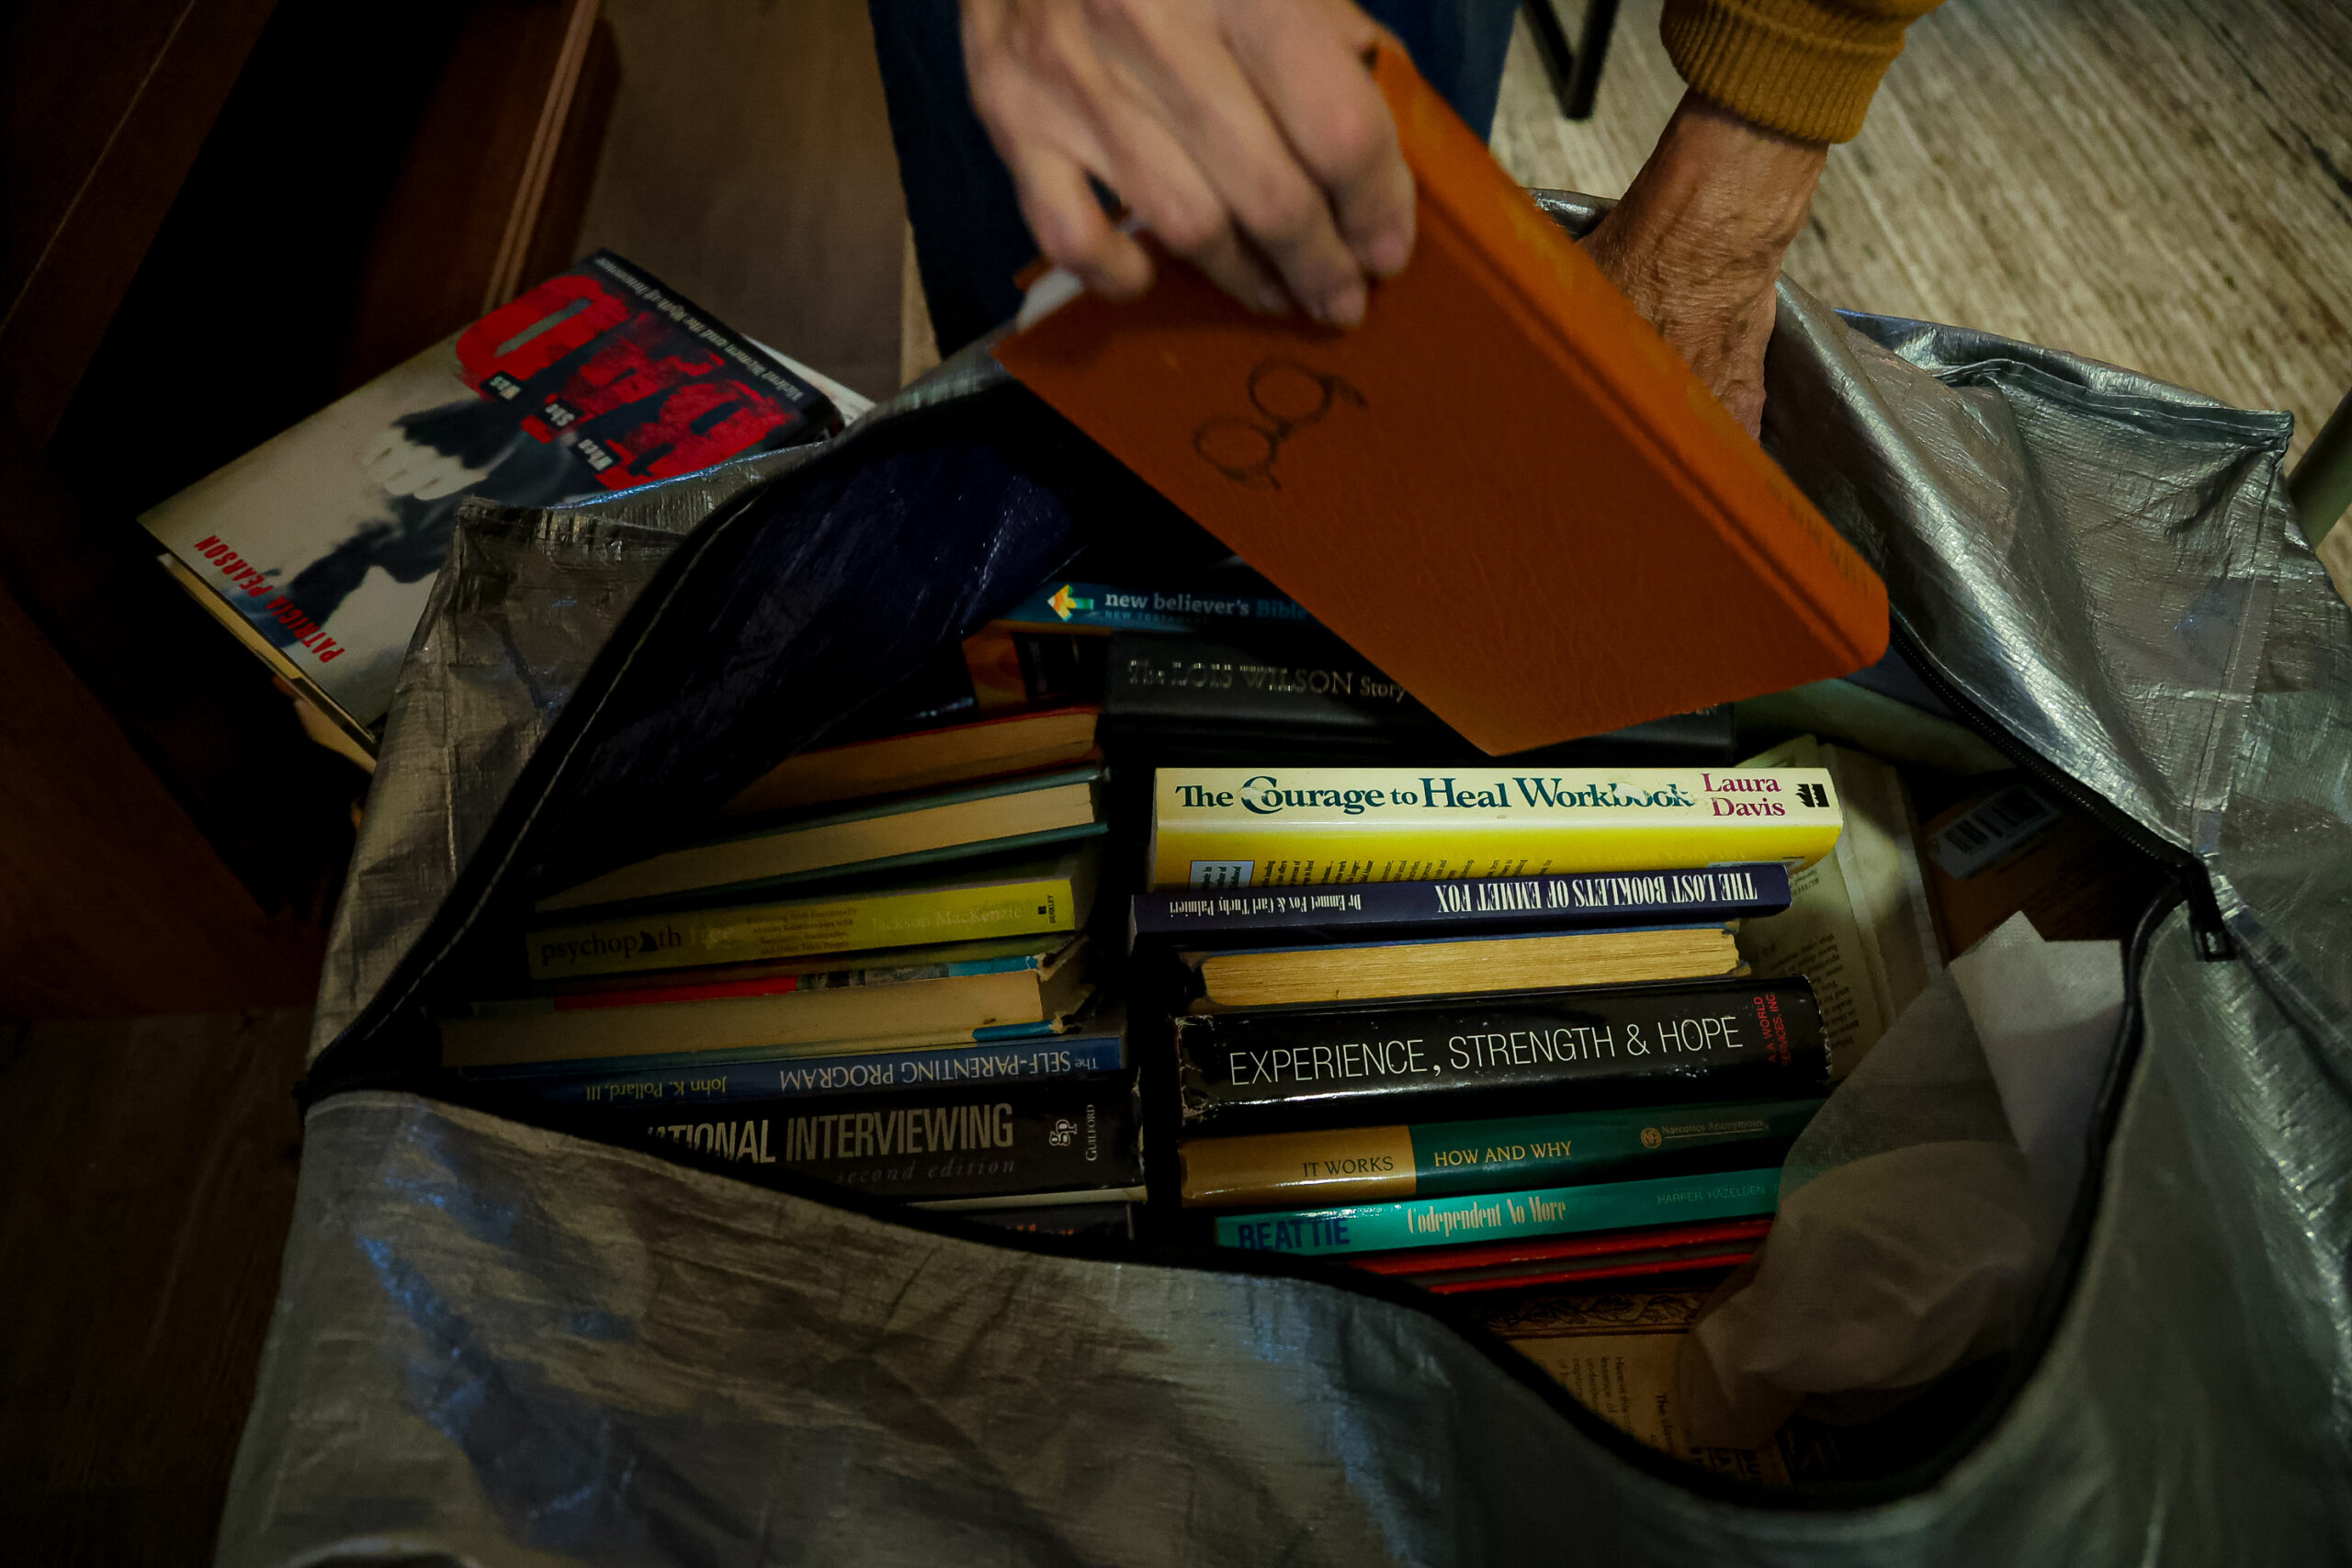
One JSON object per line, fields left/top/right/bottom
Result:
{"left": 1660, "top": 0, "right": 1946, "bottom": 143}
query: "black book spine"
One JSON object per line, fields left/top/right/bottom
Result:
{"left": 561, "top": 1076, "right": 1142, "bottom": 1198}
{"left": 956, "top": 1202, "right": 1139, "bottom": 1241}
{"left": 1105, "top": 630, "right": 1440, "bottom": 732}
{"left": 1174, "top": 978, "right": 1826, "bottom": 1129}
{"left": 1102, "top": 632, "right": 1736, "bottom": 766}
{"left": 1129, "top": 864, "right": 1792, "bottom": 949}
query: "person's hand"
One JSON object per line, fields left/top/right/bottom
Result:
{"left": 959, "top": 0, "right": 1415, "bottom": 327}
{"left": 1583, "top": 92, "right": 1829, "bottom": 435}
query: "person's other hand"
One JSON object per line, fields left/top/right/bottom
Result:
{"left": 1584, "top": 93, "right": 1828, "bottom": 435}
{"left": 959, "top": 0, "right": 1416, "bottom": 327}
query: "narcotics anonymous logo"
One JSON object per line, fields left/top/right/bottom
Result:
{"left": 1193, "top": 358, "right": 1364, "bottom": 490}
{"left": 1640, "top": 1126, "right": 1663, "bottom": 1150}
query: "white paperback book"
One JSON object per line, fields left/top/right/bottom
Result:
{"left": 1736, "top": 733, "right": 1942, "bottom": 1071}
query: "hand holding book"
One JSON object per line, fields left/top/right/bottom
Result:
{"left": 959, "top": 0, "right": 1416, "bottom": 325}
{"left": 967, "top": 3, "right": 1838, "bottom": 434}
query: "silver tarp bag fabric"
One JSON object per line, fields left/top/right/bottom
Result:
{"left": 216, "top": 195, "right": 2352, "bottom": 1565}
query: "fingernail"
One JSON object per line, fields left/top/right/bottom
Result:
{"left": 1364, "top": 230, "right": 1410, "bottom": 276}
{"left": 1317, "top": 281, "right": 1366, "bottom": 328}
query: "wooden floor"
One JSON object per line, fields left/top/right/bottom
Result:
{"left": 677, "top": 0, "right": 2352, "bottom": 446}
{"left": 1493, "top": 0, "right": 2352, "bottom": 462}
{"left": 0, "top": 1010, "right": 310, "bottom": 1566}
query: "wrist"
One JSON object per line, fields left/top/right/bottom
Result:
{"left": 1593, "top": 92, "right": 1826, "bottom": 288}
{"left": 1580, "top": 92, "right": 1826, "bottom": 435}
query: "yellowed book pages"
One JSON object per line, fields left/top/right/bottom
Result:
{"left": 1188, "top": 925, "right": 1740, "bottom": 1009}
{"left": 1472, "top": 1289, "right": 1802, "bottom": 1483}
{"left": 159, "top": 555, "right": 377, "bottom": 758}
{"left": 1736, "top": 738, "right": 1884, "bottom": 1070}
{"left": 1822, "top": 742, "right": 1941, "bottom": 1029}
{"left": 1735, "top": 736, "right": 1940, "bottom": 1073}
{"left": 725, "top": 708, "right": 1099, "bottom": 815}
{"left": 540, "top": 777, "right": 1097, "bottom": 912}
{"left": 441, "top": 954, "right": 1091, "bottom": 1068}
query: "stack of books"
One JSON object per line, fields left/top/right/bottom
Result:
{"left": 439, "top": 570, "right": 1837, "bottom": 1270}
{"left": 1133, "top": 764, "right": 1844, "bottom": 1292}
{"left": 447, "top": 737, "right": 1148, "bottom": 1238}
{"left": 441, "top": 561, "right": 2155, "bottom": 1483}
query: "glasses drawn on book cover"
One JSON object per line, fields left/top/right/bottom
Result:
{"left": 141, "top": 256, "right": 827, "bottom": 726}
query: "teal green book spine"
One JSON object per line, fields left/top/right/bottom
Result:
{"left": 1179, "top": 1099, "right": 1821, "bottom": 1206}
{"left": 1214, "top": 1167, "right": 1781, "bottom": 1257}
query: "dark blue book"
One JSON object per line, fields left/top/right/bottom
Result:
{"left": 1128, "top": 863, "right": 1791, "bottom": 951}
{"left": 943, "top": 1201, "right": 1140, "bottom": 1241}
{"left": 469, "top": 1017, "right": 1125, "bottom": 1108}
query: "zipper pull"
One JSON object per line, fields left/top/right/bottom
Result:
{"left": 2183, "top": 868, "right": 2235, "bottom": 962}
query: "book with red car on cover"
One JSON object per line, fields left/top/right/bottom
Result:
{"left": 140, "top": 251, "right": 843, "bottom": 741}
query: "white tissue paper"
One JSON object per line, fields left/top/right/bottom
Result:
{"left": 1953, "top": 913, "right": 2128, "bottom": 1228}
{"left": 1679, "top": 915, "right": 2127, "bottom": 1447}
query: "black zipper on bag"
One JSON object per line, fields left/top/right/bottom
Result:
{"left": 1885, "top": 615, "right": 2234, "bottom": 960}
{"left": 1420, "top": 633, "right": 2208, "bottom": 1508}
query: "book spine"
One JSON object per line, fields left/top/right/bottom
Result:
{"left": 1179, "top": 1097, "right": 1823, "bottom": 1206}
{"left": 1375, "top": 1241, "right": 1764, "bottom": 1295}
{"left": 1175, "top": 978, "right": 1826, "bottom": 1128}
{"left": 956, "top": 1202, "right": 1139, "bottom": 1241}
{"left": 480, "top": 1032, "right": 1126, "bottom": 1108}
{"left": 526, "top": 874, "right": 1080, "bottom": 980}
{"left": 1131, "top": 863, "right": 1792, "bottom": 946}
{"left": 997, "top": 581, "right": 1315, "bottom": 634}
{"left": 1105, "top": 631, "right": 1443, "bottom": 732}
{"left": 1215, "top": 1167, "right": 1781, "bottom": 1257}
{"left": 458, "top": 1016, "right": 1079, "bottom": 1079}
{"left": 481, "top": 946, "right": 1055, "bottom": 1015}
{"left": 1352, "top": 1215, "right": 1774, "bottom": 1277}
{"left": 479, "top": 963, "right": 989, "bottom": 1016}
{"left": 961, "top": 626, "right": 1107, "bottom": 712}
{"left": 1104, "top": 637, "right": 1736, "bottom": 763}
{"left": 611, "top": 821, "right": 1107, "bottom": 910}
{"left": 567, "top": 1077, "right": 1141, "bottom": 1199}
{"left": 1151, "top": 768, "right": 1842, "bottom": 890}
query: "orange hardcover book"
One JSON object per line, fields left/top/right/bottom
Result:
{"left": 994, "top": 48, "right": 1886, "bottom": 757}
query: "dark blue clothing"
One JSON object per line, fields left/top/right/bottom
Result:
{"left": 869, "top": 2, "right": 1518, "bottom": 355}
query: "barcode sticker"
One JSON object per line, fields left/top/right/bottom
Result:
{"left": 1190, "top": 860, "right": 1255, "bottom": 889}
{"left": 1928, "top": 783, "right": 2061, "bottom": 879}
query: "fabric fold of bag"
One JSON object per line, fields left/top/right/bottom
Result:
{"left": 222, "top": 192, "right": 2351, "bottom": 1566}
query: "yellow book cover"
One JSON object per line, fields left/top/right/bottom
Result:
{"left": 527, "top": 850, "right": 1095, "bottom": 980}
{"left": 1148, "top": 769, "right": 1840, "bottom": 891}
